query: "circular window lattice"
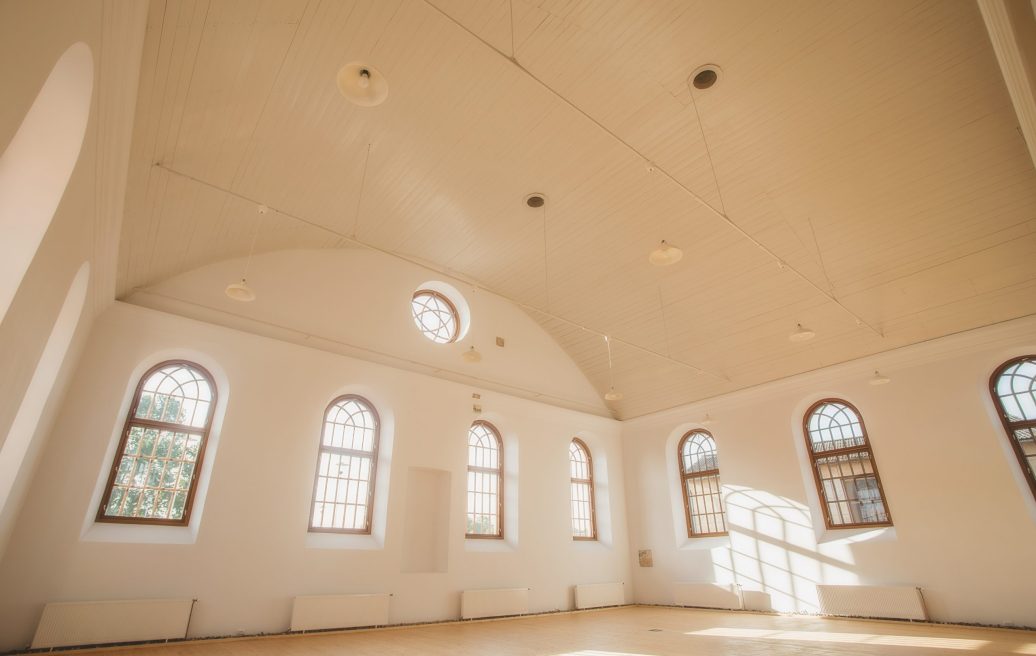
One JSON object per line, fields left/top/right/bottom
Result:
{"left": 411, "top": 290, "right": 459, "bottom": 343}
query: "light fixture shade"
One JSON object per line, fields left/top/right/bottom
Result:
{"left": 788, "top": 323, "right": 816, "bottom": 342}
{"left": 649, "top": 240, "right": 683, "bottom": 266}
{"left": 869, "top": 370, "right": 891, "bottom": 386}
{"left": 462, "top": 346, "right": 482, "bottom": 363}
{"left": 225, "top": 279, "right": 255, "bottom": 302}
{"left": 337, "top": 62, "right": 388, "bottom": 107}
{"left": 604, "top": 388, "right": 623, "bottom": 401}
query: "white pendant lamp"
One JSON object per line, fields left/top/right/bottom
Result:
{"left": 869, "top": 370, "right": 891, "bottom": 386}
{"left": 337, "top": 62, "right": 388, "bottom": 107}
{"left": 649, "top": 240, "right": 683, "bottom": 266}
{"left": 603, "top": 335, "right": 623, "bottom": 402}
{"left": 462, "top": 346, "right": 482, "bottom": 363}
{"left": 225, "top": 205, "right": 266, "bottom": 302}
{"left": 788, "top": 323, "right": 816, "bottom": 342}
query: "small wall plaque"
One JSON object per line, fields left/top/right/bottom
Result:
{"left": 638, "top": 549, "right": 653, "bottom": 567}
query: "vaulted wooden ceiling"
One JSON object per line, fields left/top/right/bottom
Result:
{"left": 118, "top": 0, "right": 1036, "bottom": 419}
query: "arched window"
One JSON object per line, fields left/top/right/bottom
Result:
{"left": 569, "top": 438, "right": 597, "bottom": 540}
{"left": 678, "top": 430, "right": 727, "bottom": 536}
{"left": 466, "top": 420, "right": 502, "bottom": 538}
{"left": 411, "top": 289, "right": 459, "bottom": 343}
{"left": 97, "top": 361, "right": 216, "bottom": 525}
{"left": 309, "top": 395, "right": 380, "bottom": 534}
{"left": 804, "top": 399, "right": 891, "bottom": 528}
{"left": 990, "top": 356, "right": 1036, "bottom": 501}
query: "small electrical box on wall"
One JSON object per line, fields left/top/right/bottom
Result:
{"left": 638, "top": 549, "right": 654, "bottom": 567}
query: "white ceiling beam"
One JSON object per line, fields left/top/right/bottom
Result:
{"left": 979, "top": 0, "right": 1036, "bottom": 169}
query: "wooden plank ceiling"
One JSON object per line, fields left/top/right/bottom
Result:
{"left": 118, "top": 0, "right": 1036, "bottom": 419}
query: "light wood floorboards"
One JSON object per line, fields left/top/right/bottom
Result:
{"left": 79, "top": 606, "right": 1036, "bottom": 655}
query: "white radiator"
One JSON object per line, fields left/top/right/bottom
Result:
{"left": 673, "top": 583, "right": 743, "bottom": 610}
{"left": 460, "top": 587, "right": 529, "bottom": 619}
{"left": 817, "top": 584, "right": 928, "bottom": 621}
{"left": 290, "top": 593, "right": 391, "bottom": 632}
{"left": 31, "top": 598, "right": 195, "bottom": 649}
{"left": 574, "top": 582, "right": 625, "bottom": 609}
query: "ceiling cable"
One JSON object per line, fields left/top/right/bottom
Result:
{"left": 421, "top": 0, "right": 883, "bottom": 338}
{"left": 153, "top": 162, "right": 728, "bottom": 381}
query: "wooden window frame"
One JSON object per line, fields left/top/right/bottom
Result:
{"left": 989, "top": 355, "right": 1036, "bottom": 502}
{"left": 465, "top": 420, "right": 504, "bottom": 539}
{"left": 308, "top": 394, "right": 381, "bottom": 535}
{"left": 569, "top": 438, "right": 598, "bottom": 541}
{"left": 678, "top": 430, "right": 728, "bottom": 538}
{"left": 803, "top": 398, "right": 893, "bottom": 530}
{"left": 95, "top": 360, "right": 217, "bottom": 527}
{"left": 411, "top": 289, "right": 460, "bottom": 344}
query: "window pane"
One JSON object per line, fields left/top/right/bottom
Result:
{"left": 806, "top": 402, "right": 865, "bottom": 453}
{"left": 133, "top": 363, "right": 213, "bottom": 428}
{"left": 309, "top": 396, "right": 380, "bottom": 533}
{"left": 466, "top": 422, "right": 502, "bottom": 536}
{"left": 679, "top": 431, "right": 727, "bottom": 536}
{"left": 814, "top": 451, "right": 889, "bottom": 526}
{"left": 102, "top": 426, "right": 202, "bottom": 522}
{"left": 411, "top": 290, "right": 458, "bottom": 344}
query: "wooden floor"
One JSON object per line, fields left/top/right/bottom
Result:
{"left": 80, "top": 607, "right": 1036, "bottom": 655}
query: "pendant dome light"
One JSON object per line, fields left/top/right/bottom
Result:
{"left": 649, "top": 240, "right": 683, "bottom": 266}
{"left": 225, "top": 205, "right": 266, "bottom": 302}
{"left": 337, "top": 62, "right": 388, "bottom": 107}
{"left": 462, "top": 345, "right": 482, "bottom": 363}
{"left": 869, "top": 370, "right": 891, "bottom": 386}
{"left": 788, "top": 323, "right": 816, "bottom": 342}
{"left": 603, "top": 335, "right": 623, "bottom": 401}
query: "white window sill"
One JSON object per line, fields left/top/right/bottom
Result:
{"left": 678, "top": 534, "right": 731, "bottom": 551}
{"left": 816, "top": 525, "right": 897, "bottom": 545}
{"left": 81, "top": 522, "right": 198, "bottom": 545}
{"left": 464, "top": 537, "right": 517, "bottom": 552}
{"left": 305, "top": 531, "right": 384, "bottom": 550}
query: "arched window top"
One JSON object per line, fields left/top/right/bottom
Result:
{"left": 570, "top": 438, "right": 591, "bottom": 480}
{"left": 805, "top": 399, "right": 866, "bottom": 453}
{"left": 310, "top": 394, "right": 380, "bottom": 534}
{"left": 993, "top": 356, "right": 1036, "bottom": 423}
{"left": 97, "top": 360, "right": 217, "bottom": 525}
{"left": 990, "top": 356, "right": 1036, "bottom": 502}
{"left": 411, "top": 289, "right": 459, "bottom": 344}
{"left": 680, "top": 430, "right": 719, "bottom": 474}
{"left": 468, "top": 420, "right": 501, "bottom": 469}
{"left": 322, "top": 395, "right": 379, "bottom": 452}
{"left": 133, "top": 362, "right": 215, "bottom": 429}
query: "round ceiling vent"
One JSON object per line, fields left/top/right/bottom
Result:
{"left": 688, "top": 64, "right": 721, "bottom": 91}
{"left": 525, "top": 193, "right": 546, "bottom": 208}
{"left": 337, "top": 62, "right": 388, "bottom": 107}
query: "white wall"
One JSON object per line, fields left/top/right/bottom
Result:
{"left": 127, "top": 247, "right": 609, "bottom": 417}
{"left": 0, "top": 303, "right": 631, "bottom": 651}
{"left": 622, "top": 314, "right": 1036, "bottom": 628}
{"left": 0, "top": 1, "right": 146, "bottom": 564}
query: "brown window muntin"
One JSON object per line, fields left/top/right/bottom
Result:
{"left": 570, "top": 437, "right": 598, "bottom": 541}
{"left": 95, "top": 360, "right": 217, "bottom": 527}
{"left": 411, "top": 289, "right": 460, "bottom": 344}
{"left": 678, "top": 430, "right": 728, "bottom": 537}
{"left": 989, "top": 356, "right": 1036, "bottom": 502}
{"left": 308, "top": 394, "right": 380, "bottom": 535}
{"left": 803, "top": 398, "right": 893, "bottom": 530}
{"left": 466, "top": 419, "right": 503, "bottom": 539}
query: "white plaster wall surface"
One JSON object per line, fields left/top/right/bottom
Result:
{"left": 621, "top": 315, "right": 1036, "bottom": 628}
{"left": 0, "top": 303, "right": 631, "bottom": 651}
{"left": 128, "top": 248, "right": 608, "bottom": 416}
